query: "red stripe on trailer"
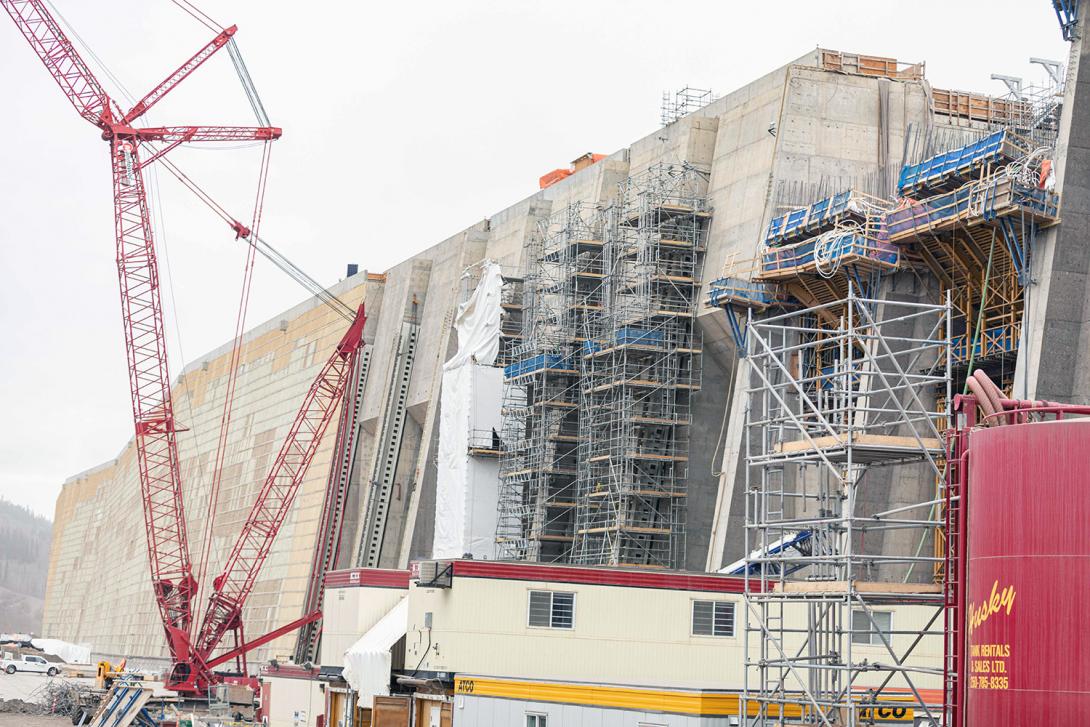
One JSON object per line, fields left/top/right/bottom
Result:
{"left": 325, "top": 568, "right": 412, "bottom": 589}
{"left": 448, "top": 560, "right": 752, "bottom": 594}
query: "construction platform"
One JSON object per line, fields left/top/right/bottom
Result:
{"left": 897, "top": 128, "right": 1030, "bottom": 197}
{"left": 764, "top": 189, "right": 891, "bottom": 247}
{"left": 887, "top": 175, "right": 1059, "bottom": 242}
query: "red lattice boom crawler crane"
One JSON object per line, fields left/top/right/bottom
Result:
{"left": 2, "top": 0, "right": 367, "bottom": 694}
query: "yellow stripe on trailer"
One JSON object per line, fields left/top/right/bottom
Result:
{"left": 453, "top": 676, "right": 807, "bottom": 718}
{"left": 454, "top": 676, "right": 920, "bottom": 722}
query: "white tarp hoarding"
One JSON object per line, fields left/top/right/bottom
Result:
{"left": 341, "top": 597, "right": 408, "bottom": 704}
{"left": 433, "top": 262, "right": 504, "bottom": 559}
{"left": 31, "top": 638, "right": 92, "bottom": 664}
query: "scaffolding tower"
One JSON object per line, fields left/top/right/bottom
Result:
{"left": 496, "top": 203, "right": 605, "bottom": 562}
{"left": 661, "top": 86, "right": 715, "bottom": 125}
{"left": 575, "top": 163, "right": 709, "bottom": 568}
{"left": 743, "top": 291, "right": 950, "bottom": 726}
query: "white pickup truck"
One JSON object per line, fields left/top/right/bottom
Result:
{"left": 1, "top": 654, "right": 60, "bottom": 676}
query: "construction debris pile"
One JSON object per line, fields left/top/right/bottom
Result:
{"left": 0, "top": 679, "right": 97, "bottom": 720}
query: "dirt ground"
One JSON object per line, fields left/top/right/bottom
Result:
{"left": 0, "top": 715, "right": 69, "bottom": 726}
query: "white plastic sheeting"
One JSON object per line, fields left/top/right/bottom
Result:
{"left": 30, "top": 638, "right": 92, "bottom": 664}
{"left": 433, "top": 365, "right": 503, "bottom": 559}
{"left": 433, "top": 261, "right": 505, "bottom": 559}
{"left": 341, "top": 597, "right": 408, "bottom": 703}
{"left": 445, "top": 261, "right": 503, "bottom": 369}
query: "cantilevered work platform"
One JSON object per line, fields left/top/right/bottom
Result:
{"left": 889, "top": 148, "right": 1060, "bottom": 366}
{"left": 742, "top": 293, "right": 950, "bottom": 727}
{"left": 754, "top": 190, "right": 899, "bottom": 319}
{"left": 765, "top": 189, "right": 891, "bottom": 247}
{"left": 897, "top": 128, "right": 1029, "bottom": 197}
{"left": 759, "top": 233, "right": 899, "bottom": 280}
{"left": 706, "top": 276, "right": 788, "bottom": 311}
{"left": 887, "top": 176, "right": 1058, "bottom": 241}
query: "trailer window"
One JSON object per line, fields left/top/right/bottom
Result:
{"left": 527, "top": 590, "right": 575, "bottom": 629}
{"left": 852, "top": 609, "right": 892, "bottom": 645}
{"left": 692, "top": 600, "right": 735, "bottom": 637}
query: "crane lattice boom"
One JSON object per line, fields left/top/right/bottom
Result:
{"left": 2, "top": 0, "right": 359, "bottom": 695}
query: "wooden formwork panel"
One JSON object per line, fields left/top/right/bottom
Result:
{"left": 820, "top": 49, "right": 924, "bottom": 80}
{"left": 932, "top": 88, "right": 1031, "bottom": 124}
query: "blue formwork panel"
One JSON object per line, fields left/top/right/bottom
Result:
{"left": 761, "top": 232, "right": 898, "bottom": 275}
{"left": 706, "top": 277, "right": 783, "bottom": 308}
{"left": 1018, "top": 185, "right": 1061, "bottom": 217}
{"left": 886, "top": 178, "right": 1059, "bottom": 239}
{"left": 887, "top": 186, "right": 974, "bottom": 237}
{"left": 503, "top": 353, "right": 572, "bottom": 379}
{"left": 616, "top": 327, "right": 664, "bottom": 346}
{"left": 765, "top": 190, "right": 879, "bottom": 247}
{"left": 897, "top": 129, "right": 1028, "bottom": 197}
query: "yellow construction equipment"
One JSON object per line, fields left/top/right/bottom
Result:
{"left": 95, "top": 659, "right": 126, "bottom": 689}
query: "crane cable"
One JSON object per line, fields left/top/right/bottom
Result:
{"left": 169, "top": 0, "right": 223, "bottom": 33}
{"left": 142, "top": 3, "right": 353, "bottom": 323}
{"left": 155, "top": 158, "right": 356, "bottom": 322}
{"left": 190, "top": 140, "right": 273, "bottom": 634}
{"left": 227, "top": 38, "right": 270, "bottom": 128}
{"left": 152, "top": 21, "right": 355, "bottom": 321}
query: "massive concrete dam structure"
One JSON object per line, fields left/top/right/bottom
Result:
{"left": 42, "top": 40, "right": 1086, "bottom": 664}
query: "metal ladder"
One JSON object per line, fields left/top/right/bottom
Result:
{"left": 294, "top": 348, "right": 371, "bottom": 664}
{"left": 357, "top": 318, "right": 419, "bottom": 568}
{"left": 943, "top": 422, "right": 968, "bottom": 727}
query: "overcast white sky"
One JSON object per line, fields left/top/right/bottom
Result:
{"left": 0, "top": 0, "right": 1068, "bottom": 518}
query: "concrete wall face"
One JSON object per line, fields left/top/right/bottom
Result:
{"left": 1020, "top": 25, "right": 1090, "bottom": 403}
{"left": 43, "top": 279, "right": 369, "bottom": 663}
{"left": 45, "top": 47, "right": 1087, "bottom": 659}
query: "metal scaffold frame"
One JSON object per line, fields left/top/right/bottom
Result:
{"left": 497, "top": 203, "right": 605, "bottom": 562}
{"left": 742, "top": 291, "right": 951, "bottom": 726}
{"left": 661, "top": 86, "right": 715, "bottom": 126}
{"left": 575, "top": 163, "right": 709, "bottom": 568}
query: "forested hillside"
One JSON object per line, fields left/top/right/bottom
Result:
{"left": 0, "top": 499, "right": 52, "bottom": 634}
